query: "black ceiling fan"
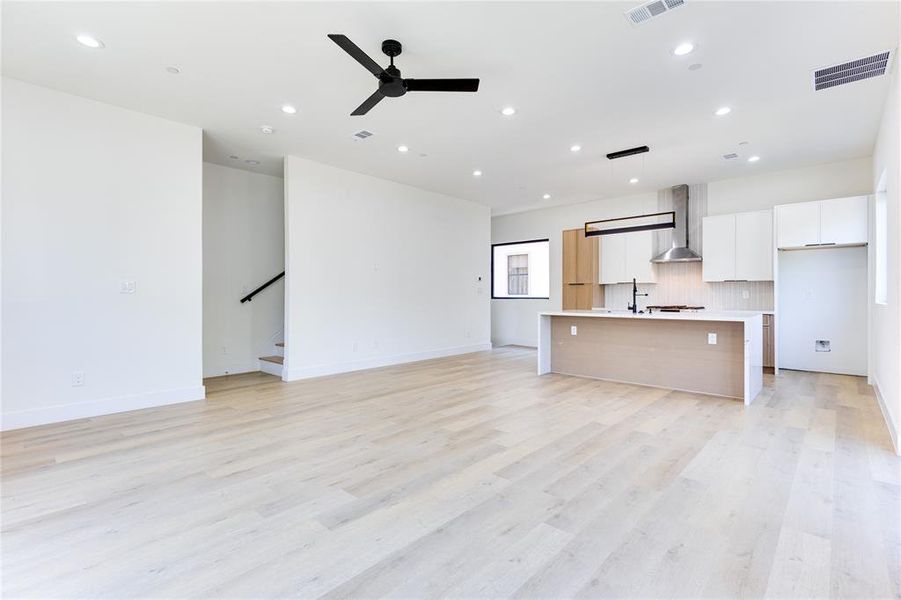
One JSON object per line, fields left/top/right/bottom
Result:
{"left": 327, "top": 34, "right": 480, "bottom": 116}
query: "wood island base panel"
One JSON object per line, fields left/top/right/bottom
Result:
{"left": 538, "top": 310, "right": 764, "bottom": 404}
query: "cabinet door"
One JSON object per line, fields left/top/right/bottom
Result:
{"left": 762, "top": 314, "right": 774, "bottom": 368}
{"left": 562, "top": 229, "right": 580, "bottom": 284}
{"left": 562, "top": 283, "right": 593, "bottom": 310}
{"left": 702, "top": 214, "right": 736, "bottom": 281}
{"left": 820, "top": 196, "right": 868, "bottom": 245}
{"left": 600, "top": 234, "right": 626, "bottom": 284}
{"left": 776, "top": 201, "right": 820, "bottom": 248}
{"left": 735, "top": 210, "right": 773, "bottom": 281}
{"left": 575, "top": 231, "right": 596, "bottom": 283}
{"left": 625, "top": 230, "right": 656, "bottom": 283}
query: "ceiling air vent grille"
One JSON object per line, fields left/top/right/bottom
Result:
{"left": 813, "top": 51, "right": 892, "bottom": 91}
{"left": 625, "top": 0, "right": 685, "bottom": 26}
{"left": 722, "top": 153, "right": 739, "bottom": 160}
{"left": 352, "top": 129, "right": 374, "bottom": 140}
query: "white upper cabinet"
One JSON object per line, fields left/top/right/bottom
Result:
{"left": 776, "top": 196, "right": 868, "bottom": 249}
{"left": 599, "top": 234, "right": 625, "bottom": 284}
{"left": 820, "top": 196, "right": 868, "bottom": 245}
{"left": 703, "top": 209, "right": 773, "bottom": 282}
{"left": 776, "top": 202, "right": 820, "bottom": 248}
{"left": 702, "top": 214, "right": 737, "bottom": 282}
{"left": 599, "top": 230, "right": 656, "bottom": 284}
{"left": 624, "top": 230, "right": 656, "bottom": 283}
{"left": 735, "top": 210, "right": 773, "bottom": 280}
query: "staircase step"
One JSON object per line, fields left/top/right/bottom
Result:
{"left": 259, "top": 355, "right": 284, "bottom": 365}
{"left": 275, "top": 342, "right": 285, "bottom": 347}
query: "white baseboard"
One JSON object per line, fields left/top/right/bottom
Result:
{"left": 0, "top": 385, "right": 206, "bottom": 432}
{"left": 259, "top": 360, "right": 284, "bottom": 377}
{"left": 873, "top": 377, "right": 900, "bottom": 456}
{"left": 491, "top": 338, "right": 538, "bottom": 349}
{"left": 284, "top": 342, "right": 491, "bottom": 381}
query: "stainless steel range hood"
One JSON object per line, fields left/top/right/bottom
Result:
{"left": 651, "top": 184, "right": 702, "bottom": 263}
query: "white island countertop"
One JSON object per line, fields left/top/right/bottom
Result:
{"left": 539, "top": 309, "right": 765, "bottom": 323}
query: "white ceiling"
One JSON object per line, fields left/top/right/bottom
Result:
{"left": 2, "top": 1, "right": 897, "bottom": 214}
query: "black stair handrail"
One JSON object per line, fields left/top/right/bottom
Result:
{"left": 240, "top": 271, "right": 285, "bottom": 303}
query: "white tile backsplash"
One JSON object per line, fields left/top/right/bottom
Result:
{"left": 603, "top": 262, "right": 774, "bottom": 311}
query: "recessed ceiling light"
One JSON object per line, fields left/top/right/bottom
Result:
{"left": 281, "top": 104, "right": 297, "bottom": 114}
{"left": 570, "top": 144, "right": 582, "bottom": 153}
{"left": 748, "top": 155, "right": 760, "bottom": 163}
{"left": 673, "top": 42, "right": 694, "bottom": 56}
{"left": 630, "top": 177, "right": 639, "bottom": 184}
{"left": 165, "top": 66, "right": 181, "bottom": 75}
{"left": 397, "top": 145, "right": 409, "bottom": 153}
{"left": 245, "top": 159, "right": 260, "bottom": 165}
{"left": 715, "top": 106, "right": 731, "bottom": 116}
{"left": 542, "top": 193, "right": 551, "bottom": 200}
{"left": 260, "top": 125, "right": 274, "bottom": 135}
{"left": 472, "top": 170, "right": 482, "bottom": 177}
{"left": 76, "top": 34, "right": 104, "bottom": 49}
{"left": 501, "top": 106, "right": 516, "bottom": 116}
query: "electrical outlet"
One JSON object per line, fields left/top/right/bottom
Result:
{"left": 707, "top": 333, "right": 717, "bottom": 345}
{"left": 71, "top": 371, "right": 85, "bottom": 386}
{"left": 742, "top": 289, "right": 750, "bottom": 300}
{"left": 571, "top": 325, "right": 578, "bottom": 336}
{"left": 352, "top": 341, "right": 359, "bottom": 352}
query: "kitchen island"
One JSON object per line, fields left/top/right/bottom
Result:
{"left": 538, "top": 310, "right": 764, "bottom": 404}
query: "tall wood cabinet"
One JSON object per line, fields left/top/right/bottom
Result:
{"left": 562, "top": 228, "right": 604, "bottom": 310}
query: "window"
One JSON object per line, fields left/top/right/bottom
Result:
{"left": 492, "top": 239, "right": 549, "bottom": 299}
{"left": 875, "top": 170, "right": 888, "bottom": 305}
{"left": 507, "top": 254, "right": 529, "bottom": 295}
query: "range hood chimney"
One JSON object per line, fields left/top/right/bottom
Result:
{"left": 651, "top": 184, "right": 702, "bottom": 263}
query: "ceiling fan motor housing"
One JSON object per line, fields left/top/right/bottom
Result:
{"left": 380, "top": 66, "right": 406, "bottom": 97}
{"left": 381, "top": 39, "right": 402, "bottom": 58}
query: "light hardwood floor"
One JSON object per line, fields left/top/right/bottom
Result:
{"left": 2, "top": 347, "right": 899, "bottom": 599}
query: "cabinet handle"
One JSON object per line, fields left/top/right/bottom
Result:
{"left": 567, "top": 283, "right": 585, "bottom": 286}
{"left": 804, "top": 242, "right": 836, "bottom": 247}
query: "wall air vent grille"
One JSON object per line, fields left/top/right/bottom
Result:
{"left": 813, "top": 51, "right": 892, "bottom": 91}
{"left": 625, "top": 0, "right": 685, "bottom": 25}
{"left": 352, "top": 129, "right": 374, "bottom": 140}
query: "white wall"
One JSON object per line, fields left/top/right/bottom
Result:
{"left": 707, "top": 157, "right": 873, "bottom": 215}
{"left": 1, "top": 79, "right": 204, "bottom": 430}
{"left": 492, "top": 157, "right": 874, "bottom": 347}
{"left": 283, "top": 156, "right": 490, "bottom": 380}
{"left": 871, "top": 64, "right": 901, "bottom": 454}
{"left": 203, "top": 163, "right": 284, "bottom": 377}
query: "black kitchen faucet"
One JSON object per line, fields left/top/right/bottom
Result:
{"left": 628, "top": 277, "right": 648, "bottom": 314}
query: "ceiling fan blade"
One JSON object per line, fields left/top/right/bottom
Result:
{"left": 404, "top": 78, "right": 480, "bottom": 92}
{"left": 327, "top": 34, "right": 386, "bottom": 78}
{"left": 351, "top": 90, "right": 385, "bottom": 116}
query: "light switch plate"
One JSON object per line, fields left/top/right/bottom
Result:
{"left": 571, "top": 325, "right": 578, "bottom": 336}
{"left": 707, "top": 333, "right": 717, "bottom": 345}
{"left": 120, "top": 280, "right": 136, "bottom": 294}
